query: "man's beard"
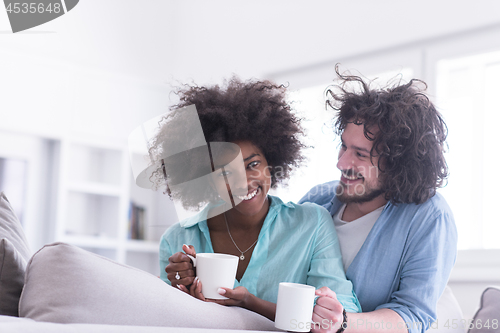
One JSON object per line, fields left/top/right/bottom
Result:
{"left": 335, "top": 181, "right": 385, "bottom": 204}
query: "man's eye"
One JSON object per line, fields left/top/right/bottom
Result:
{"left": 357, "top": 152, "right": 366, "bottom": 158}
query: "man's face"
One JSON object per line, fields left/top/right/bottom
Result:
{"left": 336, "top": 122, "right": 384, "bottom": 203}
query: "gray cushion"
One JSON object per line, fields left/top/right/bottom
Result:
{"left": 468, "top": 286, "right": 500, "bottom": 333}
{"left": 0, "top": 192, "right": 31, "bottom": 316}
{"left": 19, "top": 242, "right": 276, "bottom": 330}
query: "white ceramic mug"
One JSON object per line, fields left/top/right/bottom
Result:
{"left": 275, "top": 282, "right": 317, "bottom": 332}
{"left": 187, "top": 253, "right": 239, "bottom": 299}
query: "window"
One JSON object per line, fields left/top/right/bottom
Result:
{"left": 270, "top": 83, "right": 337, "bottom": 203}
{"left": 436, "top": 50, "right": 500, "bottom": 250}
{"left": 0, "top": 157, "right": 27, "bottom": 224}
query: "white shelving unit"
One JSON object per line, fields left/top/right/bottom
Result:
{"left": 55, "top": 138, "right": 178, "bottom": 276}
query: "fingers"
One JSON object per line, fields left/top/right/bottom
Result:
{"left": 315, "top": 294, "right": 343, "bottom": 312}
{"left": 168, "top": 251, "right": 193, "bottom": 264}
{"left": 167, "top": 269, "right": 195, "bottom": 287}
{"left": 315, "top": 287, "right": 343, "bottom": 315}
{"left": 206, "top": 288, "right": 233, "bottom": 306}
{"left": 315, "top": 286, "right": 337, "bottom": 299}
{"left": 313, "top": 299, "right": 343, "bottom": 324}
{"left": 196, "top": 288, "right": 235, "bottom": 306}
{"left": 183, "top": 244, "right": 197, "bottom": 257}
{"left": 208, "top": 286, "right": 248, "bottom": 307}
{"left": 311, "top": 312, "right": 341, "bottom": 333}
{"left": 165, "top": 250, "right": 197, "bottom": 286}
{"left": 218, "top": 287, "right": 245, "bottom": 300}
{"left": 189, "top": 277, "right": 206, "bottom": 301}
{"left": 311, "top": 294, "right": 343, "bottom": 333}
{"left": 217, "top": 287, "right": 234, "bottom": 300}
{"left": 312, "top": 287, "right": 343, "bottom": 333}
{"left": 165, "top": 260, "right": 194, "bottom": 276}
{"left": 165, "top": 267, "right": 195, "bottom": 279}
{"left": 175, "top": 284, "right": 189, "bottom": 294}
{"left": 209, "top": 299, "right": 229, "bottom": 305}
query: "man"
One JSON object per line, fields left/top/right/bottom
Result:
{"left": 300, "top": 69, "right": 457, "bottom": 333}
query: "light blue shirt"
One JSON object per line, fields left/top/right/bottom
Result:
{"left": 299, "top": 181, "right": 458, "bottom": 333}
{"left": 159, "top": 195, "right": 361, "bottom": 313}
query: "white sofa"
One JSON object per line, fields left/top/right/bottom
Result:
{"left": 1, "top": 192, "right": 498, "bottom": 333}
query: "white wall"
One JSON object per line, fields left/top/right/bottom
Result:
{"left": 2, "top": 1, "right": 500, "bottom": 85}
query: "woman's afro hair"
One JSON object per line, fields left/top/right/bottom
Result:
{"left": 148, "top": 76, "right": 305, "bottom": 209}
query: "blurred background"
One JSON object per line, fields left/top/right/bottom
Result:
{"left": 1, "top": 0, "right": 499, "bottom": 319}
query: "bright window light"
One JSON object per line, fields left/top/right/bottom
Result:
{"left": 437, "top": 50, "right": 500, "bottom": 250}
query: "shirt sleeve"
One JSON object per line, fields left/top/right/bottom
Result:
{"left": 298, "top": 185, "right": 321, "bottom": 205}
{"left": 306, "top": 206, "right": 362, "bottom": 313}
{"left": 375, "top": 211, "right": 457, "bottom": 333}
{"left": 159, "top": 233, "right": 173, "bottom": 285}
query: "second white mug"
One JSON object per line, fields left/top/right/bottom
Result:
{"left": 275, "top": 282, "right": 317, "bottom": 332}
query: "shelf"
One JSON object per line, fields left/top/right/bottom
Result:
{"left": 68, "top": 142, "right": 123, "bottom": 186}
{"left": 55, "top": 138, "right": 164, "bottom": 276}
{"left": 65, "top": 192, "right": 120, "bottom": 238}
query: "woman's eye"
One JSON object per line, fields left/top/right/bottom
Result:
{"left": 357, "top": 152, "right": 366, "bottom": 158}
{"left": 218, "top": 170, "right": 231, "bottom": 177}
{"left": 247, "top": 161, "right": 260, "bottom": 169}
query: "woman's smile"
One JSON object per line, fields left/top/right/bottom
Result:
{"left": 235, "top": 187, "right": 260, "bottom": 201}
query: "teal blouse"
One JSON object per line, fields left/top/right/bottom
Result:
{"left": 159, "top": 195, "right": 361, "bottom": 313}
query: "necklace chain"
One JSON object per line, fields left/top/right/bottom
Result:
{"left": 223, "top": 213, "right": 259, "bottom": 261}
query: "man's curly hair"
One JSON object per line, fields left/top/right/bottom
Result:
{"left": 148, "top": 76, "right": 305, "bottom": 210}
{"left": 327, "top": 67, "right": 449, "bottom": 205}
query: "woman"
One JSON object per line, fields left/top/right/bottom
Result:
{"left": 149, "top": 77, "right": 361, "bottom": 325}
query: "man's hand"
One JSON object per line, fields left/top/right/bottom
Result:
{"left": 312, "top": 287, "right": 344, "bottom": 333}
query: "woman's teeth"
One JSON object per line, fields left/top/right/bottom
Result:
{"left": 236, "top": 188, "right": 258, "bottom": 201}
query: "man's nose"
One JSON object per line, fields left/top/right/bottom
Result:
{"left": 337, "top": 149, "right": 354, "bottom": 171}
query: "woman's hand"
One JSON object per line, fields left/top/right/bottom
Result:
{"left": 186, "top": 279, "right": 252, "bottom": 307}
{"left": 207, "top": 286, "right": 252, "bottom": 308}
{"left": 312, "top": 287, "right": 344, "bottom": 333}
{"left": 165, "top": 244, "right": 197, "bottom": 291}
{"left": 205, "top": 286, "right": 276, "bottom": 322}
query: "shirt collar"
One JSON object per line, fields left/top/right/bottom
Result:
{"left": 179, "top": 195, "right": 292, "bottom": 229}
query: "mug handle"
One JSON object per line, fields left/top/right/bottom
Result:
{"left": 186, "top": 254, "right": 197, "bottom": 267}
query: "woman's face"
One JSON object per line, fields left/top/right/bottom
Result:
{"left": 211, "top": 140, "right": 271, "bottom": 217}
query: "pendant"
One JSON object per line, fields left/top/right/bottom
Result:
{"left": 240, "top": 254, "right": 245, "bottom": 260}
